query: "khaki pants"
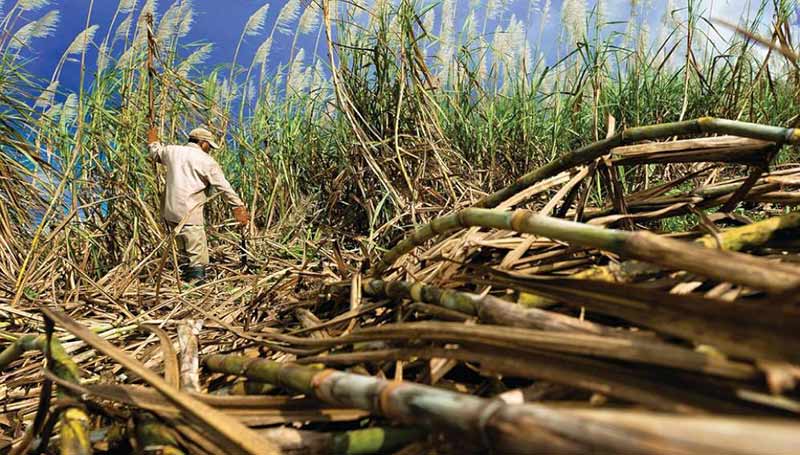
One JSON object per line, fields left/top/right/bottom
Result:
{"left": 167, "top": 222, "right": 209, "bottom": 268}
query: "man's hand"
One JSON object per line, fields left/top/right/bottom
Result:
{"left": 147, "top": 127, "right": 159, "bottom": 144}
{"left": 233, "top": 206, "right": 250, "bottom": 226}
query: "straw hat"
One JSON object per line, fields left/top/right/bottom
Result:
{"left": 188, "top": 127, "right": 220, "bottom": 149}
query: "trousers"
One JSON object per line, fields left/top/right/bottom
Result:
{"left": 167, "top": 222, "right": 209, "bottom": 268}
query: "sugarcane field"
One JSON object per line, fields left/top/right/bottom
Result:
{"left": 2, "top": 0, "right": 800, "bottom": 453}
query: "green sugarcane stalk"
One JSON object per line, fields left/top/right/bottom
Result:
{"left": 295, "top": 345, "right": 751, "bottom": 413}
{"left": 330, "top": 427, "right": 423, "bottom": 455}
{"left": 476, "top": 118, "right": 800, "bottom": 209}
{"left": 520, "top": 210, "right": 800, "bottom": 307}
{"left": 0, "top": 334, "right": 82, "bottom": 391}
{"left": 0, "top": 334, "right": 43, "bottom": 370}
{"left": 204, "top": 354, "right": 800, "bottom": 454}
{"left": 372, "top": 208, "right": 800, "bottom": 294}
{"left": 204, "top": 354, "right": 581, "bottom": 452}
{"left": 0, "top": 334, "right": 91, "bottom": 455}
{"left": 257, "top": 426, "right": 425, "bottom": 454}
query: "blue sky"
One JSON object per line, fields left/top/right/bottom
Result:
{"left": 6, "top": 0, "right": 792, "bottom": 95}
{"left": 20, "top": 0, "right": 309, "bottom": 92}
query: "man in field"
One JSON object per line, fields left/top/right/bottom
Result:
{"left": 148, "top": 127, "right": 249, "bottom": 284}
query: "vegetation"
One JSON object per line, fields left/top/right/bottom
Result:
{"left": 1, "top": 0, "right": 800, "bottom": 453}
{"left": 1, "top": 0, "right": 798, "bottom": 271}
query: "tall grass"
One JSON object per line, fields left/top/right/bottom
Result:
{"left": 0, "top": 0, "right": 798, "bottom": 294}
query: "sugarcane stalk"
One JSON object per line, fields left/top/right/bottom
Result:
{"left": 0, "top": 334, "right": 41, "bottom": 370}
{"left": 331, "top": 427, "right": 423, "bottom": 455}
{"left": 361, "top": 278, "right": 649, "bottom": 339}
{"left": 204, "top": 354, "right": 800, "bottom": 454}
{"left": 1, "top": 334, "right": 82, "bottom": 388}
{"left": 204, "top": 354, "right": 581, "bottom": 452}
{"left": 372, "top": 208, "right": 800, "bottom": 294}
{"left": 144, "top": 13, "right": 156, "bottom": 132}
{"left": 408, "top": 302, "right": 472, "bottom": 321}
{"left": 295, "top": 345, "right": 753, "bottom": 413}
{"left": 476, "top": 135, "right": 623, "bottom": 210}
{"left": 257, "top": 426, "right": 425, "bottom": 455}
{"left": 1, "top": 334, "right": 91, "bottom": 455}
{"left": 609, "top": 136, "right": 773, "bottom": 166}
{"left": 476, "top": 118, "right": 800, "bottom": 209}
{"left": 520, "top": 210, "right": 800, "bottom": 307}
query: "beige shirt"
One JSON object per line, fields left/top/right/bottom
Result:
{"left": 149, "top": 141, "right": 244, "bottom": 226}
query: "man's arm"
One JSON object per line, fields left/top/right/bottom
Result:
{"left": 204, "top": 161, "right": 245, "bottom": 208}
{"left": 204, "top": 162, "right": 250, "bottom": 225}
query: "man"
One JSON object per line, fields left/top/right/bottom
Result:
{"left": 148, "top": 126, "right": 249, "bottom": 284}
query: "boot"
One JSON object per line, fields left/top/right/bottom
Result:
{"left": 182, "top": 266, "right": 206, "bottom": 286}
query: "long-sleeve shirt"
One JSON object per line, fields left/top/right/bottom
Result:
{"left": 149, "top": 141, "right": 244, "bottom": 226}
